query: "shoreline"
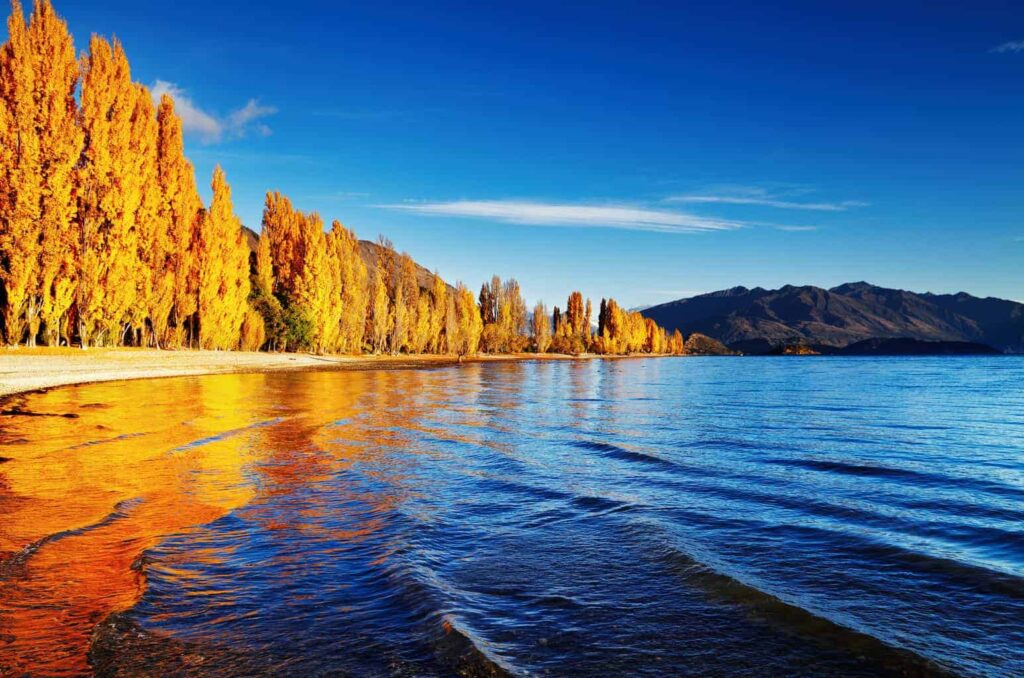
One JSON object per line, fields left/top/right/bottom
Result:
{"left": 0, "top": 347, "right": 641, "bottom": 400}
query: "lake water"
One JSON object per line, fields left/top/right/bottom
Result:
{"left": 1, "top": 357, "right": 1022, "bottom": 676}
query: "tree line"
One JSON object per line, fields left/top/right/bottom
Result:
{"left": 0, "top": 0, "right": 682, "bottom": 356}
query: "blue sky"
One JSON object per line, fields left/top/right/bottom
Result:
{"left": 24, "top": 1, "right": 1024, "bottom": 306}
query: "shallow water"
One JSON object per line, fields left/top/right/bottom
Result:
{"left": 1, "top": 357, "right": 1022, "bottom": 676}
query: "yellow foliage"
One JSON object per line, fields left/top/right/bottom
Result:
{"left": 454, "top": 283, "right": 482, "bottom": 356}
{"left": 127, "top": 83, "right": 160, "bottom": 346}
{"left": 428, "top": 273, "right": 447, "bottom": 353}
{"left": 28, "top": 0, "right": 81, "bottom": 347}
{"left": 77, "top": 37, "right": 138, "bottom": 347}
{"left": 239, "top": 306, "right": 266, "bottom": 352}
{"left": 197, "top": 167, "right": 249, "bottom": 350}
{"left": 531, "top": 301, "right": 551, "bottom": 353}
{"left": 368, "top": 269, "right": 391, "bottom": 354}
{"left": 156, "top": 94, "right": 203, "bottom": 347}
{"left": 0, "top": 5, "right": 36, "bottom": 345}
{"left": 330, "top": 220, "right": 368, "bottom": 354}
{"left": 0, "top": 0, "right": 679, "bottom": 359}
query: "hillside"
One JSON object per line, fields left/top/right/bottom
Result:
{"left": 243, "top": 227, "right": 447, "bottom": 292}
{"left": 641, "top": 282, "right": 1024, "bottom": 353}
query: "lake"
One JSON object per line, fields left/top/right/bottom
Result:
{"left": 1, "top": 357, "right": 1022, "bottom": 676}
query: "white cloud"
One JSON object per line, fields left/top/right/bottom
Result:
{"left": 775, "top": 225, "right": 818, "bottom": 232}
{"left": 151, "top": 80, "right": 277, "bottom": 143}
{"left": 667, "top": 194, "right": 866, "bottom": 211}
{"left": 991, "top": 40, "right": 1024, "bottom": 53}
{"left": 376, "top": 200, "right": 751, "bottom": 233}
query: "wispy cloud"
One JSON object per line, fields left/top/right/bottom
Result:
{"left": 375, "top": 200, "right": 746, "bottom": 234}
{"left": 667, "top": 194, "right": 866, "bottom": 211}
{"left": 990, "top": 40, "right": 1024, "bottom": 53}
{"left": 775, "top": 225, "right": 818, "bottom": 232}
{"left": 152, "top": 80, "right": 277, "bottom": 143}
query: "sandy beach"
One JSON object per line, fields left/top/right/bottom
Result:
{"left": 0, "top": 348, "right": 608, "bottom": 399}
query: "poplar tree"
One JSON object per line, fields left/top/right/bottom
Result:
{"left": 532, "top": 301, "right": 551, "bottom": 353}
{"left": 368, "top": 269, "right": 390, "bottom": 354}
{"left": 77, "top": 37, "right": 138, "bottom": 346}
{"left": 330, "top": 220, "right": 367, "bottom": 354}
{"left": 0, "top": 0, "right": 40, "bottom": 345}
{"left": 0, "top": 0, "right": 81, "bottom": 346}
{"left": 428, "top": 272, "right": 447, "bottom": 353}
{"left": 455, "top": 283, "right": 482, "bottom": 356}
{"left": 566, "top": 291, "right": 585, "bottom": 339}
{"left": 127, "top": 83, "right": 160, "bottom": 346}
{"left": 31, "top": 0, "right": 82, "bottom": 346}
{"left": 197, "top": 166, "right": 249, "bottom": 350}
{"left": 154, "top": 96, "right": 199, "bottom": 346}
{"left": 262, "top": 191, "right": 302, "bottom": 296}
{"left": 291, "top": 212, "right": 331, "bottom": 351}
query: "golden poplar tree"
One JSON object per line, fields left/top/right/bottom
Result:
{"left": 499, "top": 278, "right": 527, "bottom": 352}
{"left": 566, "top": 291, "right": 585, "bottom": 339}
{"left": 254, "top": 228, "right": 274, "bottom": 298}
{"left": 291, "top": 212, "right": 332, "bottom": 352}
{"left": 669, "top": 329, "right": 684, "bottom": 355}
{"left": 0, "top": 15, "right": 11, "bottom": 343}
{"left": 260, "top": 192, "right": 299, "bottom": 297}
{"left": 583, "top": 298, "right": 592, "bottom": 346}
{"left": 156, "top": 94, "right": 203, "bottom": 347}
{"left": 77, "top": 37, "right": 138, "bottom": 346}
{"left": 391, "top": 284, "right": 408, "bottom": 354}
{"left": 126, "top": 83, "right": 160, "bottom": 345}
{"left": 454, "top": 283, "right": 482, "bottom": 356}
{"left": 368, "top": 268, "right": 390, "bottom": 354}
{"left": 412, "top": 291, "right": 432, "bottom": 353}
{"left": 197, "top": 166, "right": 249, "bottom": 350}
{"left": 331, "top": 220, "right": 368, "bottom": 354}
{"left": 0, "top": 0, "right": 80, "bottom": 346}
{"left": 532, "top": 301, "right": 551, "bottom": 353}
{"left": 29, "top": 0, "right": 81, "bottom": 346}
{"left": 320, "top": 229, "right": 344, "bottom": 352}
{"left": 428, "top": 272, "right": 447, "bottom": 353}
{"left": 239, "top": 307, "right": 266, "bottom": 351}
{"left": 0, "top": 0, "right": 39, "bottom": 345}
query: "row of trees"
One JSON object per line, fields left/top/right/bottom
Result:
{"left": 0, "top": 0, "right": 682, "bottom": 356}
{"left": 0, "top": 0, "right": 249, "bottom": 349}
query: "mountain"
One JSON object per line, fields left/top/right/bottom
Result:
{"left": 357, "top": 239, "right": 449, "bottom": 292}
{"left": 641, "top": 282, "right": 1024, "bottom": 354}
{"left": 837, "top": 338, "right": 1002, "bottom": 356}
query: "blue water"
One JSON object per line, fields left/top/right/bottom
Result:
{"left": 2, "top": 357, "right": 1023, "bottom": 676}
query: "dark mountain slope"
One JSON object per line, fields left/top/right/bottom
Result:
{"left": 641, "top": 282, "right": 1023, "bottom": 353}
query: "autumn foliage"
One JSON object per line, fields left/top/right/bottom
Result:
{"left": 0, "top": 0, "right": 683, "bottom": 356}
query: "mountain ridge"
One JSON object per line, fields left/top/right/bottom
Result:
{"left": 640, "top": 282, "right": 1024, "bottom": 353}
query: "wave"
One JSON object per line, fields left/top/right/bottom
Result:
{"left": 570, "top": 438, "right": 681, "bottom": 472}
{"left": 0, "top": 498, "right": 141, "bottom": 581}
{"left": 649, "top": 541, "right": 957, "bottom": 677}
{"left": 767, "top": 457, "right": 1024, "bottom": 501}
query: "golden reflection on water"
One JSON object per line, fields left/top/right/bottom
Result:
{"left": 0, "top": 365, "right": 504, "bottom": 675}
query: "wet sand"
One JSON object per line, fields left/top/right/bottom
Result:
{"left": 0, "top": 347, "right": 605, "bottom": 399}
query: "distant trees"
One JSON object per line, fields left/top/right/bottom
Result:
{"left": 531, "top": 302, "right": 552, "bottom": 353}
{"left": 478, "top": 275, "right": 527, "bottom": 353}
{"left": 0, "top": 0, "right": 684, "bottom": 358}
